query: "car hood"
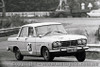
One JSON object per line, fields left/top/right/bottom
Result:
{"left": 36, "top": 34, "right": 87, "bottom": 42}
{"left": 87, "top": 12, "right": 100, "bottom": 17}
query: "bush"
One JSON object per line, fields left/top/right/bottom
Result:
{"left": 7, "top": 15, "right": 28, "bottom": 27}
{"left": 0, "top": 15, "right": 28, "bottom": 29}
{"left": 0, "top": 19, "right": 11, "bottom": 28}
{"left": 66, "top": 28, "right": 99, "bottom": 44}
{"left": 95, "top": 25, "right": 100, "bottom": 41}
{"left": 66, "top": 28, "right": 88, "bottom": 36}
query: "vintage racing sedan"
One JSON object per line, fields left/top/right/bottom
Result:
{"left": 7, "top": 22, "right": 89, "bottom": 62}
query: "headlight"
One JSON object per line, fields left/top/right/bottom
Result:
{"left": 77, "top": 39, "right": 87, "bottom": 45}
{"left": 52, "top": 42, "right": 58, "bottom": 48}
{"left": 82, "top": 39, "right": 87, "bottom": 44}
{"left": 52, "top": 41, "right": 62, "bottom": 48}
{"left": 57, "top": 42, "right": 62, "bottom": 46}
{"left": 77, "top": 40, "right": 82, "bottom": 45}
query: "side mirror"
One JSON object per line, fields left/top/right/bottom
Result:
{"left": 16, "top": 37, "right": 19, "bottom": 40}
{"left": 39, "top": 35, "right": 42, "bottom": 38}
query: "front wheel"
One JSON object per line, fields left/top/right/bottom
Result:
{"left": 75, "top": 50, "right": 86, "bottom": 62}
{"left": 42, "top": 47, "right": 54, "bottom": 61}
{"left": 15, "top": 50, "right": 24, "bottom": 61}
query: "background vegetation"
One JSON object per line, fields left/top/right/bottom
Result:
{"left": 4, "top": 0, "right": 59, "bottom": 12}
{"left": 0, "top": 15, "right": 28, "bottom": 28}
{"left": 0, "top": 0, "right": 99, "bottom": 12}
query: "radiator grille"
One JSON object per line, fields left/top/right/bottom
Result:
{"left": 61, "top": 40, "right": 78, "bottom": 47}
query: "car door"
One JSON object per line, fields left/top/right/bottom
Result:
{"left": 26, "top": 27, "right": 36, "bottom": 55}
{"left": 35, "top": 26, "right": 48, "bottom": 56}
{"left": 16, "top": 26, "right": 29, "bottom": 55}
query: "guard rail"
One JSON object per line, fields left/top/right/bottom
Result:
{"left": 0, "top": 27, "right": 20, "bottom": 37}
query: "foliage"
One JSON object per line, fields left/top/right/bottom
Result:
{"left": 7, "top": 15, "right": 28, "bottom": 27}
{"left": 0, "top": 15, "right": 28, "bottom": 28}
{"left": 68, "top": 0, "right": 99, "bottom": 10}
{"left": 2, "top": 0, "right": 99, "bottom": 12}
{"left": 4, "top": 0, "right": 59, "bottom": 12}
{"left": 95, "top": 26, "right": 100, "bottom": 41}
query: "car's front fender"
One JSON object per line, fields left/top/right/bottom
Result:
{"left": 7, "top": 45, "right": 18, "bottom": 52}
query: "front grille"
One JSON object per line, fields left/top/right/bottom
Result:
{"left": 61, "top": 40, "right": 78, "bottom": 47}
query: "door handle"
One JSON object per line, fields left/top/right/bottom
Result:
{"left": 16, "top": 37, "right": 19, "bottom": 40}
{"left": 25, "top": 37, "right": 28, "bottom": 40}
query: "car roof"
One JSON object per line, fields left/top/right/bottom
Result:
{"left": 22, "top": 22, "right": 61, "bottom": 27}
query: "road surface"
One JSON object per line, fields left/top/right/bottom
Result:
{"left": 1, "top": 52, "right": 100, "bottom": 67}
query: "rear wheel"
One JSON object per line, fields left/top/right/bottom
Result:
{"left": 75, "top": 50, "right": 86, "bottom": 62}
{"left": 59, "top": 14, "right": 65, "bottom": 17}
{"left": 81, "top": 13, "right": 87, "bottom": 17}
{"left": 42, "top": 47, "right": 54, "bottom": 61}
{"left": 15, "top": 49, "right": 24, "bottom": 61}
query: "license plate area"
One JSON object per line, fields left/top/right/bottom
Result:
{"left": 67, "top": 48, "right": 77, "bottom": 53}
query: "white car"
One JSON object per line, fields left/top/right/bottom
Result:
{"left": 87, "top": 9, "right": 100, "bottom": 17}
{"left": 7, "top": 22, "right": 89, "bottom": 62}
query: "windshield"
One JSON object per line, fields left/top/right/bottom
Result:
{"left": 35, "top": 24, "right": 67, "bottom": 36}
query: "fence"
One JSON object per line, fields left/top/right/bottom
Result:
{"left": 0, "top": 11, "right": 51, "bottom": 17}
{"left": 0, "top": 27, "right": 20, "bottom": 37}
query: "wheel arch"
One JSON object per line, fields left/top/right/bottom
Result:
{"left": 13, "top": 46, "right": 19, "bottom": 53}
{"left": 40, "top": 46, "right": 48, "bottom": 56}
{"left": 7, "top": 45, "right": 19, "bottom": 53}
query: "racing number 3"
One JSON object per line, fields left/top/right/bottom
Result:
{"left": 27, "top": 44, "right": 32, "bottom": 51}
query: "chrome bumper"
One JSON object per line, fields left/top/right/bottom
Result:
{"left": 50, "top": 46, "right": 89, "bottom": 52}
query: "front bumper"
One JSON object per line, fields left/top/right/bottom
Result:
{"left": 49, "top": 46, "right": 89, "bottom": 53}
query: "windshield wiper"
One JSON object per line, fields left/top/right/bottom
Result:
{"left": 54, "top": 31, "right": 64, "bottom": 34}
{"left": 43, "top": 31, "right": 52, "bottom": 36}
{"left": 54, "top": 31, "right": 67, "bottom": 34}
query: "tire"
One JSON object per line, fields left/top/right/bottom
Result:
{"left": 42, "top": 47, "right": 54, "bottom": 61}
{"left": 72, "top": 13, "right": 80, "bottom": 17}
{"left": 59, "top": 14, "right": 64, "bottom": 18}
{"left": 81, "top": 13, "right": 87, "bottom": 17}
{"left": 75, "top": 50, "right": 86, "bottom": 62}
{"left": 15, "top": 49, "right": 24, "bottom": 61}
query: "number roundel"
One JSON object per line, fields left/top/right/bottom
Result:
{"left": 27, "top": 44, "right": 32, "bottom": 51}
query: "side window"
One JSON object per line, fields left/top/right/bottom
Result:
{"left": 19, "top": 27, "right": 28, "bottom": 37}
{"left": 28, "top": 27, "right": 34, "bottom": 37}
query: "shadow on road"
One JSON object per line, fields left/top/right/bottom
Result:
{"left": 8, "top": 58, "right": 77, "bottom": 62}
